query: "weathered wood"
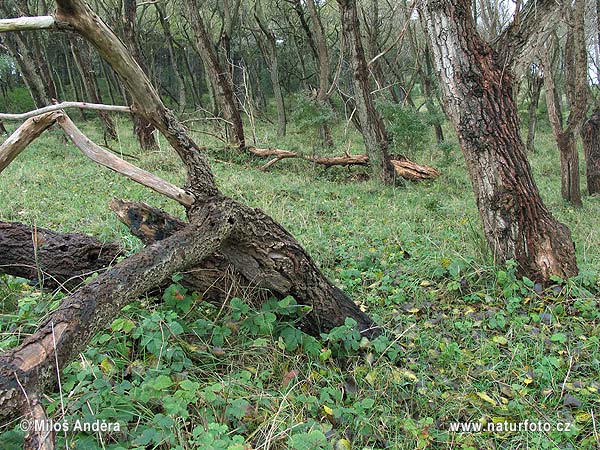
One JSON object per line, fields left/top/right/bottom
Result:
{"left": 0, "top": 111, "right": 61, "bottom": 172}
{"left": 0, "top": 202, "right": 236, "bottom": 442}
{"left": 0, "top": 221, "right": 122, "bottom": 290}
{"left": 248, "top": 146, "right": 439, "bottom": 181}
{"left": 0, "top": 16, "right": 55, "bottom": 33}
{"left": 581, "top": 109, "right": 600, "bottom": 195}
{"left": 0, "top": 101, "right": 131, "bottom": 121}
{"left": 56, "top": 114, "right": 195, "bottom": 207}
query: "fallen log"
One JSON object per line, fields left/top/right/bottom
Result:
{"left": 247, "top": 146, "right": 439, "bottom": 181}
{"left": 0, "top": 221, "right": 122, "bottom": 290}
{"left": 0, "top": 202, "right": 236, "bottom": 447}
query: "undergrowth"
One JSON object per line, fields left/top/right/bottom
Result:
{"left": 0, "top": 112, "right": 599, "bottom": 449}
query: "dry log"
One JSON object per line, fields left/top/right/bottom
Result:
{"left": 247, "top": 146, "right": 439, "bottom": 181}
{"left": 0, "top": 221, "right": 122, "bottom": 290}
{"left": 0, "top": 202, "right": 236, "bottom": 444}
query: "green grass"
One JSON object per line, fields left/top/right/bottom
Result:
{"left": 0, "top": 111, "right": 599, "bottom": 449}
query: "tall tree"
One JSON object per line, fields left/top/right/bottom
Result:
{"left": 337, "top": 0, "right": 396, "bottom": 185}
{"left": 123, "top": 0, "right": 158, "bottom": 150}
{"left": 581, "top": 0, "right": 600, "bottom": 196}
{"left": 418, "top": 0, "right": 578, "bottom": 282}
{"left": 542, "top": 0, "right": 588, "bottom": 206}
{"left": 184, "top": 0, "right": 246, "bottom": 148}
{"left": 254, "top": 0, "right": 287, "bottom": 137}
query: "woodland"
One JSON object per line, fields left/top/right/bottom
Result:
{"left": 0, "top": 0, "right": 599, "bottom": 448}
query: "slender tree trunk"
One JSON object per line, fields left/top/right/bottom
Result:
{"left": 155, "top": 1, "right": 187, "bottom": 113}
{"left": 255, "top": 0, "right": 286, "bottom": 137}
{"left": 306, "top": 0, "right": 334, "bottom": 147}
{"left": 184, "top": 0, "right": 245, "bottom": 148}
{"left": 526, "top": 68, "right": 543, "bottom": 153}
{"left": 337, "top": 0, "right": 396, "bottom": 185}
{"left": 69, "top": 35, "right": 118, "bottom": 139}
{"left": 123, "top": 0, "right": 158, "bottom": 150}
{"left": 419, "top": 0, "right": 578, "bottom": 282}
{"left": 581, "top": 109, "right": 600, "bottom": 195}
{"left": 542, "top": 0, "right": 587, "bottom": 206}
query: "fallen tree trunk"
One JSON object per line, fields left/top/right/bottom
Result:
{"left": 0, "top": 202, "right": 235, "bottom": 447}
{"left": 0, "top": 221, "right": 122, "bottom": 290}
{"left": 247, "top": 146, "right": 440, "bottom": 181}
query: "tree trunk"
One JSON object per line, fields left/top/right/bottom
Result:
{"left": 581, "top": 109, "right": 600, "bottom": 195}
{"left": 155, "top": 1, "right": 187, "bottom": 113}
{"left": 541, "top": 0, "right": 587, "bottom": 206}
{"left": 254, "top": 0, "right": 287, "bottom": 137}
{"left": 337, "top": 0, "right": 396, "bottom": 185}
{"left": 306, "top": 0, "right": 334, "bottom": 147}
{"left": 69, "top": 35, "right": 118, "bottom": 140}
{"left": 122, "top": 0, "right": 158, "bottom": 150}
{"left": 419, "top": 0, "right": 578, "bottom": 283}
{"left": 184, "top": 0, "right": 245, "bottom": 148}
{"left": 0, "top": 221, "right": 122, "bottom": 290}
{"left": 525, "top": 69, "right": 543, "bottom": 153}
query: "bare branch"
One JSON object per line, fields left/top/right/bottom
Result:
{"left": 0, "top": 112, "right": 61, "bottom": 173}
{"left": 493, "top": 0, "right": 563, "bottom": 73}
{"left": 0, "top": 102, "right": 131, "bottom": 121}
{"left": 56, "top": 114, "right": 195, "bottom": 207}
{"left": 0, "top": 16, "right": 56, "bottom": 33}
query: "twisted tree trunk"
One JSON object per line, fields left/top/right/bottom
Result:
{"left": 418, "top": 0, "right": 578, "bottom": 282}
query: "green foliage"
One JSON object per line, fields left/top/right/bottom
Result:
{"left": 1, "top": 117, "right": 600, "bottom": 449}
{"left": 290, "top": 92, "right": 336, "bottom": 135}
{"left": 378, "top": 102, "right": 432, "bottom": 156}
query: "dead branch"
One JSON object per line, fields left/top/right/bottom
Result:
{"left": 0, "top": 221, "right": 123, "bottom": 290}
{"left": 0, "top": 112, "right": 62, "bottom": 172}
{"left": 0, "top": 102, "right": 131, "bottom": 121}
{"left": 247, "top": 146, "right": 439, "bottom": 181}
{"left": 56, "top": 114, "right": 195, "bottom": 206}
{"left": 0, "top": 201, "right": 236, "bottom": 435}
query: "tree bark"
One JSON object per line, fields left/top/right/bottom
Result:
{"left": 419, "top": 0, "right": 578, "bottom": 283}
{"left": 122, "top": 0, "right": 158, "bottom": 150}
{"left": 581, "top": 109, "right": 600, "bottom": 195}
{"left": 0, "top": 221, "right": 122, "bottom": 290}
{"left": 184, "top": 0, "right": 246, "bottom": 148}
{"left": 337, "top": 0, "right": 396, "bottom": 185}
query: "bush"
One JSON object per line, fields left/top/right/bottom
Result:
{"left": 378, "top": 102, "right": 431, "bottom": 156}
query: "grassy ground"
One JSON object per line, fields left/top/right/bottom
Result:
{"left": 0, "top": 110, "right": 599, "bottom": 449}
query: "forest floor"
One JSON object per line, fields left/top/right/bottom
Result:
{"left": 0, "top": 113, "right": 599, "bottom": 449}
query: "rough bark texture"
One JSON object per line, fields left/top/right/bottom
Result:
{"left": 581, "top": 109, "right": 600, "bottom": 195}
{"left": 0, "top": 1, "right": 379, "bottom": 437}
{"left": 0, "top": 203, "right": 236, "bottom": 439}
{"left": 419, "top": 0, "right": 578, "bottom": 282}
{"left": 184, "top": 0, "right": 245, "bottom": 148}
{"left": 0, "top": 221, "right": 122, "bottom": 290}
{"left": 337, "top": 0, "right": 396, "bottom": 185}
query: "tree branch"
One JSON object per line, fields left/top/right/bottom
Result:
{"left": 0, "top": 203, "right": 236, "bottom": 431}
{"left": 0, "top": 16, "right": 56, "bottom": 33}
{"left": 0, "top": 102, "right": 131, "bottom": 121}
{"left": 493, "top": 0, "right": 563, "bottom": 73}
{"left": 56, "top": 114, "right": 195, "bottom": 206}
